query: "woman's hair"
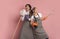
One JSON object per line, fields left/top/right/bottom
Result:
{"left": 32, "top": 7, "right": 36, "bottom": 12}
{"left": 25, "top": 4, "right": 33, "bottom": 18}
{"left": 29, "top": 7, "right": 36, "bottom": 17}
{"left": 29, "top": 10, "right": 33, "bottom": 18}
{"left": 25, "top": 4, "right": 32, "bottom": 10}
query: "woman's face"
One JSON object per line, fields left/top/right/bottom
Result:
{"left": 33, "top": 8, "right": 37, "bottom": 13}
{"left": 25, "top": 5, "right": 30, "bottom": 11}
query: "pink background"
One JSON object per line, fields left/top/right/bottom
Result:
{"left": 0, "top": 0, "right": 60, "bottom": 39}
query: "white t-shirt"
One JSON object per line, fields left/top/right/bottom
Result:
{"left": 20, "top": 9, "right": 29, "bottom": 21}
{"left": 30, "top": 13, "right": 42, "bottom": 20}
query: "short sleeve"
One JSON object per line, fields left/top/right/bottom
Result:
{"left": 20, "top": 9, "right": 25, "bottom": 16}
{"left": 38, "top": 13, "right": 42, "bottom": 18}
{"left": 19, "top": 9, "right": 25, "bottom": 21}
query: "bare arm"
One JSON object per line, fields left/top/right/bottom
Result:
{"left": 41, "top": 14, "right": 52, "bottom": 21}
{"left": 41, "top": 16, "right": 48, "bottom": 21}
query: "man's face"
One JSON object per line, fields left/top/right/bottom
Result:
{"left": 25, "top": 6, "right": 30, "bottom": 11}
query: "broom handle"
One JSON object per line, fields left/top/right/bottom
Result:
{"left": 11, "top": 18, "right": 21, "bottom": 39}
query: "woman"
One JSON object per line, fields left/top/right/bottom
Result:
{"left": 30, "top": 7, "right": 49, "bottom": 39}
{"left": 19, "top": 4, "right": 34, "bottom": 39}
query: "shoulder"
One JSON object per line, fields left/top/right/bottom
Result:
{"left": 20, "top": 9, "right": 26, "bottom": 15}
{"left": 38, "top": 13, "right": 42, "bottom": 18}
{"left": 38, "top": 13, "right": 42, "bottom": 15}
{"left": 20, "top": 9, "right": 25, "bottom": 13}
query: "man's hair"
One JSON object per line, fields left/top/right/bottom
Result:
{"left": 25, "top": 4, "right": 32, "bottom": 10}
